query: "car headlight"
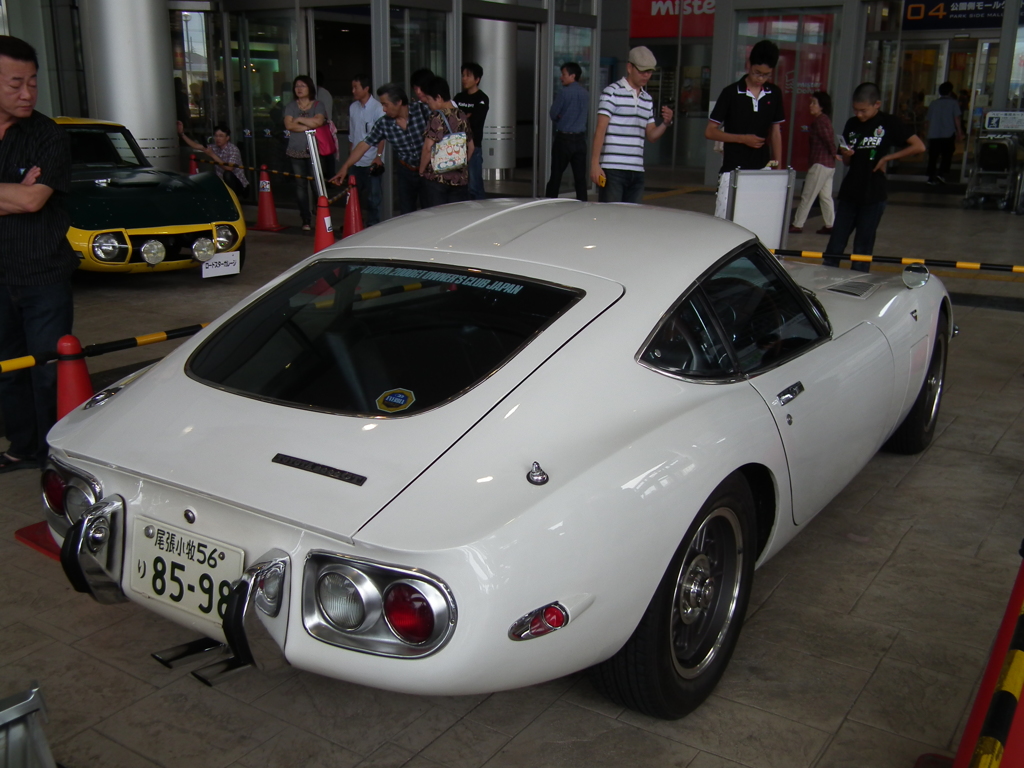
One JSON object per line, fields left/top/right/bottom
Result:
{"left": 215, "top": 225, "right": 237, "bottom": 251}
{"left": 91, "top": 233, "right": 127, "bottom": 262}
{"left": 192, "top": 237, "right": 216, "bottom": 262}
{"left": 140, "top": 239, "right": 166, "bottom": 265}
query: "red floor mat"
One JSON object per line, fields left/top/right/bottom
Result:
{"left": 14, "top": 521, "right": 61, "bottom": 561}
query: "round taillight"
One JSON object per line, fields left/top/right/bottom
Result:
{"left": 384, "top": 582, "right": 434, "bottom": 644}
{"left": 42, "top": 470, "right": 67, "bottom": 515}
{"left": 317, "top": 572, "right": 365, "bottom": 631}
{"left": 543, "top": 605, "right": 566, "bottom": 628}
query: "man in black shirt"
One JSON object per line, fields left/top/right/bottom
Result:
{"left": 454, "top": 62, "right": 489, "bottom": 200}
{"left": 0, "top": 36, "right": 76, "bottom": 470}
{"left": 825, "top": 82, "right": 924, "bottom": 272}
{"left": 706, "top": 40, "right": 786, "bottom": 218}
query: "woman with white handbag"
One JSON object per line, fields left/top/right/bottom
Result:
{"left": 418, "top": 76, "right": 475, "bottom": 207}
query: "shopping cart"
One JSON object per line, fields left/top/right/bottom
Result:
{"left": 962, "top": 111, "right": 1024, "bottom": 211}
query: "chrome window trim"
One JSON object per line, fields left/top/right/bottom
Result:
{"left": 302, "top": 551, "right": 457, "bottom": 658}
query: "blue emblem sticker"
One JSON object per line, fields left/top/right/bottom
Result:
{"left": 376, "top": 388, "right": 416, "bottom": 413}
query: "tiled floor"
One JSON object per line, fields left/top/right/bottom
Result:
{"left": 1, "top": 185, "right": 1023, "bottom": 768}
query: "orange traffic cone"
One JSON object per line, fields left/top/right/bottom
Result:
{"left": 342, "top": 175, "right": 364, "bottom": 239}
{"left": 251, "top": 165, "right": 287, "bottom": 232}
{"left": 188, "top": 154, "right": 199, "bottom": 174}
{"left": 56, "top": 335, "right": 94, "bottom": 420}
{"left": 313, "top": 195, "right": 335, "bottom": 253}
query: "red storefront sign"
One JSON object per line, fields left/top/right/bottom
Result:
{"left": 630, "top": 0, "right": 716, "bottom": 39}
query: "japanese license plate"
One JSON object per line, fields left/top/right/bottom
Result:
{"left": 129, "top": 516, "right": 245, "bottom": 621}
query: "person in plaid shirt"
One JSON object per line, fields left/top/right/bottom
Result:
{"left": 331, "top": 83, "right": 431, "bottom": 215}
{"left": 790, "top": 91, "right": 837, "bottom": 235}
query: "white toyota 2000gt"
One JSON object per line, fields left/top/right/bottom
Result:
{"left": 45, "top": 200, "right": 951, "bottom": 719}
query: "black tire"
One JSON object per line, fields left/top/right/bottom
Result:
{"left": 590, "top": 472, "right": 756, "bottom": 719}
{"left": 884, "top": 310, "right": 948, "bottom": 454}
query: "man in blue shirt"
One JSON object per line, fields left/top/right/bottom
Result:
{"left": 925, "top": 81, "right": 963, "bottom": 185}
{"left": 545, "top": 62, "right": 590, "bottom": 202}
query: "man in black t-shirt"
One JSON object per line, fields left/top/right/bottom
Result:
{"left": 0, "top": 36, "right": 76, "bottom": 470}
{"left": 825, "top": 82, "right": 924, "bottom": 272}
{"left": 706, "top": 40, "right": 786, "bottom": 218}
{"left": 454, "top": 62, "right": 489, "bottom": 200}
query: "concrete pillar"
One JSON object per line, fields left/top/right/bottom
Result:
{"left": 79, "top": 0, "right": 177, "bottom": 169}
{"left": 465, "top": 17, "right": 516, "bottom": 179}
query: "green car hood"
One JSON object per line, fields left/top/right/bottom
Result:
{"left": 67, "top": 167, "right": 240, "bottom": 231}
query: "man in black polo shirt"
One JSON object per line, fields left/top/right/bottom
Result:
{"left": 0, "top": 36, "right": 76, "bottom": 471}
{"left": 706, "top": 40, "right": 786, "bottom": 218}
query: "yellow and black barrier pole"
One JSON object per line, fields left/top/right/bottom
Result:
{"left": 0, "top": 323, "right": 209, "bottom": 375}
{"left": 772, "top": 248, "right": 1024, "bottom": 275}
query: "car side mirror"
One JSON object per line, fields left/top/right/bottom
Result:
{"left": 902, "top": 263, "right": 930, "bottom": 289}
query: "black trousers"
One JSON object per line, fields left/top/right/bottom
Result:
{"left": 927, "top": 136, "right": 955, "bottom": 179}
{"left": 545, "top": 132, "right": 588, "bottom": 202}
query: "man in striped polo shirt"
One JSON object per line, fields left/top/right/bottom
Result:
{"left": 590, "top": 46, "right": 674, "bottom": 203}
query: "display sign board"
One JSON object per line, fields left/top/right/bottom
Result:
{"left": 983, "top": 112, "right": 1024, "bottom": 131}
{"left": 630, "top": 0, "right": 716, "bottom": 39}
{"left": 726, "top": 169, "right": 795, "bottom": 251}
{"left": 902, "top": 0, "right": 1022, "bottom": 30}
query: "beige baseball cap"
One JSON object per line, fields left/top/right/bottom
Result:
{"left": 628, "top": 46, "right": 657, "bottom": 72}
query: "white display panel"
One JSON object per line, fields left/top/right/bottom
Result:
{"left": 726, "top": 169, "right": 795, "bottom": 251}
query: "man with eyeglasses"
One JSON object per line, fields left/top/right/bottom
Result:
{"left": 705, "top": 40, "right": 785, "bottom": 218}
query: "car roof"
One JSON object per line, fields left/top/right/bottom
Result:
{"left": 55, "top": 117, "right": 125, "bottom": 128}
{"left": 336, "top": 199, "right": 755, "bottom": 290}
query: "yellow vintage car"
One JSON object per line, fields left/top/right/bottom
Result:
{"left": 59, "top": 117, "right": 246, "bottom": 273}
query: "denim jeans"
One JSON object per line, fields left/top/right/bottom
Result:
{"left": 395, "top": 163, "right": 425, "bottom": 215}
{"left": 545, "top": 133, "right": 588, "bottom": 202}
{"left": 468, "top": 150, "right": 485, "bottom": 200}
{"left": 422, "top": 179, "right": 470, "bottom": 208}
{"left": 350, "top": 165, "right": 382, "bottom": 226}
{"left": 599, "top": 168, "right": 644, "bottom": 204}
{"left": 0, "top": 280, "right": 74, "bottom": 461}
{"left": 289, "top": 156, "right": 315, "bottom": 225}
{"left": 824, "top": 199, "right": 887, "bottom": 273}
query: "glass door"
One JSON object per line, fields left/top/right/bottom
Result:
{"left": 962, "top": 39, "right": 999, "bottom": 183}
{"left": 231, "top": 12, "right": 299, "bottom": 206}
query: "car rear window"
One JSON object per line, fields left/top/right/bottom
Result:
{"left": 187, "top": 260, "right": 583, "bottom": 416}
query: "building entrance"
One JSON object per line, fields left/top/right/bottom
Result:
{"left": 892, "top": 36, "right": 999, "bottom": 182}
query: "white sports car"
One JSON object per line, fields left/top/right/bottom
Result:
{"left": 45, "top": 200, "right": 951, "bottom": 719}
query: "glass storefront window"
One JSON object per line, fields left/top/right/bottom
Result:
{"left": 1011, "top": 27, "right": 1024, "bottom": 109}
{"left": 553, "top": 25, "right": 593, "bottom": 90}
{"left": 556, "top": 0, "right": 594, "bottom": 12}
{"left": 736, "top": 9, "right": 838, "bottom": 172}
{"left": 391, "top": 7, "right": 446, "bottom": 94}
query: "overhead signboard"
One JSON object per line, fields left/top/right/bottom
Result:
{"left": 901, "top": 0, "right": 1019, "bottom": 30}
{"left": 630, "top": 0, "right": 716, "bottom": 39}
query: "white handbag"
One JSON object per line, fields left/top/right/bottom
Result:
{"left": 430, "top": 112, "right": 468, "bottom": 173}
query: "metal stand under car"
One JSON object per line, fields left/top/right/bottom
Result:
{"left": 962, "top": 111, "right": 1024, "bottom": 212}
{"left": 725, "top": 167, "right": 797, "bottom": 251}
{"left": 0, "top": 685, "right": 57, "bottom": 768}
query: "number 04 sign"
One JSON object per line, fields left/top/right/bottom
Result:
{"left": 902, "top": 0, "right": 1008, "bottom": 30}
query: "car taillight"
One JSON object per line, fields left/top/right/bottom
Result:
{"left": 384, "top": 582, "right": 434, "bottom": 644}
{"left": 42, "top": 469, "right": 67, "bottom": 515}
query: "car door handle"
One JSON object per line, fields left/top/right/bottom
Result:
{"left": 777, "top": 382, "right": 804, "bottom": 405}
